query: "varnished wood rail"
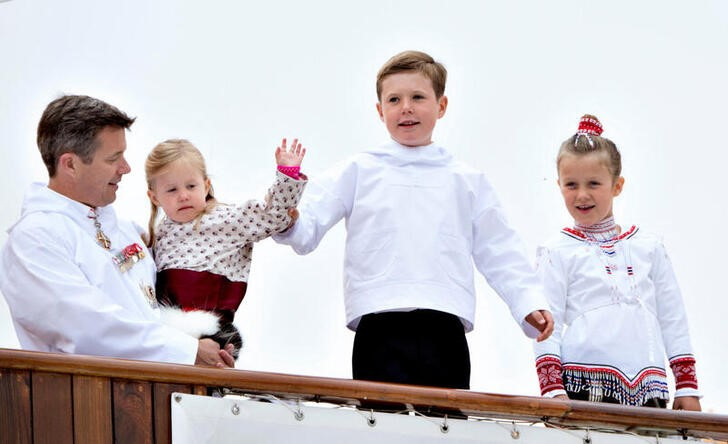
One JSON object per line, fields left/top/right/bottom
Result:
{"left": 1, "top": 348, "right": 727, "bottom": 443}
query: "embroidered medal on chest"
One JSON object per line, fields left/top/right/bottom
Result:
{"left": 140, "top": 282, "right": 158, "bottom": 308}
{"left": 113, "top": 243, "right": 146, "bottom": 273}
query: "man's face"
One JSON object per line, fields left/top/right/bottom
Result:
{"left": 74, "top": 126, "right": 131, "bottom": 207}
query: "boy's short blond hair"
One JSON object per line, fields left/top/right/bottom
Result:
{"left": 376, "top": 50, "right": 447, "bottom": 100}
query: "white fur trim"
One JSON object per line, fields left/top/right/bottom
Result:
{"left": 159, "top": 306, "right": 219, "bottom": 338}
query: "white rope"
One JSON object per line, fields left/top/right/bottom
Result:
{"left": 409, "top": 409, "right": 451, "bottom": 433}
{"left": 242, "top": 393, "right": 305, "bottom": 421}
{"left": 541, "top": 419, "right": 661, "bottom": 443}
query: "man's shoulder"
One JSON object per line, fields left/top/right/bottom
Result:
{"left": 6, "top": 210, "right": 79, "bottom": 248}
{"left": 10, "top": 210, "right": 73, "bottom": 234}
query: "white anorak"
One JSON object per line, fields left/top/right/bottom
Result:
{"left": 274, "top": 141, "right": 547, "bottom": 334}
{"left": 0, "top": 183, "right": 198, "bottom": 363}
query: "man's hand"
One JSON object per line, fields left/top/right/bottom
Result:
{"left": 275, "top": 138, "right": 306, "bottom": 167}
{"left": 672, "top": 396, "right": 701, "bottom": 411}
{"left": 195, "top": 338, "right": 235, "bottom": 368}
{"left": 525, "top": 309, "right": 554, "bottom": 342}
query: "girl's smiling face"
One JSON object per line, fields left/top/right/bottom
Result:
{"left": 558, "top": 152, "right": 624, "bottom": 227}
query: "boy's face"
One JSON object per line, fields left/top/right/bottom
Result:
{"left": 376, "top": 72, "right": 447, "bottom": 147}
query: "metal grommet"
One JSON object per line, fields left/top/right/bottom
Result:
{"left": 174, "top": 394, "right": 182, "bottom": 403}
{"left": 294, "top": 410, "right": 304, "bottom": 421}
{"left": 231, "top": 404, "right": 240, "bottom": 416}
{"left": 367, "top": 410, "right": 376, "bottom": 427}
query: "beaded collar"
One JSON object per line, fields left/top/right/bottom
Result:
{"left": 562, "top": 222, "right": 639, "bottom": 257}
{"left": 575, "top": 216, "right": 620, "bottom": 242}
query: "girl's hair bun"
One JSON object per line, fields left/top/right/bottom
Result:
{"left": 577, "top": 114, "right": 603, "bottom": 137}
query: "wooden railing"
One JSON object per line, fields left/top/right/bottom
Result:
{"left": 1, "top": 348, "right": 727, "bottom": 443}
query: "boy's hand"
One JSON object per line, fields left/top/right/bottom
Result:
{"left": 526, "top": 309, "right": 554, "bottom": 342}
{"left": 287, "top": 207, "right": 299, "bottom": 229}
{"left": 672, "top": 396, "right": 701, "bottom": 411}
{"left": 276, "top": 138, "right": 306, "bottom": 166}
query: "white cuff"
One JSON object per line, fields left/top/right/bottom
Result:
{"left": 674, "top": 387, "right": 702, "bottom": 399}
{"left": 543, "top": 389, "right": 567, "bottom": 398}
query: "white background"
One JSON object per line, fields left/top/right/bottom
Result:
{"left": 1, "top": 0, "right": 726, "bottom": 413}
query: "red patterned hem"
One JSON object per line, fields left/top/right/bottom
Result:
{"left": 563, "top": 363, "right": 665, "bottom": 388}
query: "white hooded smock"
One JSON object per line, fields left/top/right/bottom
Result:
{"left": 0, "top": 183, "right": 198, "bottom": 363}
{"left": 274, "top": 141, "right": 547, "bottom": 334}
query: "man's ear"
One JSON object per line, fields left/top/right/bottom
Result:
{"left": 56, "top": 152, "right": 80, "bottom": 179}
{"left": 376, "top": 102, "right": 384, "bottom": 122}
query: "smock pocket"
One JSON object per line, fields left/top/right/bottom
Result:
{"left": 437, "top": 233, "right": 472, "bottom": 287}
{"left": 345, "top": 229, "right": 395, "bottom": 281}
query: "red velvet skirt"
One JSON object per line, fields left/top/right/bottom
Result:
{"left": 156, "top": 269, "right": 247, "bottom": 324}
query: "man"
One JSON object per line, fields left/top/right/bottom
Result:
{"left": 0, "top": 94, "right": 234, "bottom": 368}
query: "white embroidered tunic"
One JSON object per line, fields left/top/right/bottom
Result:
{"left": 533, "top": 225, "right": 700, "bottom": 405}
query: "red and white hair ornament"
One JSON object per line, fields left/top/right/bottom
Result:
{"left": 575, "top": 114, "right": 603, "bottom": 147}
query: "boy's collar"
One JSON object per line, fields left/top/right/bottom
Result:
{"left": 386, "top": 139, "right": 437, "bottom": 150}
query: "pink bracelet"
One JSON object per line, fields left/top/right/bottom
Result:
{"left": 277, "top": 165, "right": 300, "bottom": 180}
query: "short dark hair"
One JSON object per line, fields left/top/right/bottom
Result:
{"left": 37, "top": 95, "right": 136, "bottom": 176}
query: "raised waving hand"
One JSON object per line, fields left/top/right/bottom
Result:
{"left": 275, "top": 138, "right": 306, "bottom": 166}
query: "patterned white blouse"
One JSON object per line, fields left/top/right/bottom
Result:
{"left": 154, "top": 171, "right": 306, "bottom": 282}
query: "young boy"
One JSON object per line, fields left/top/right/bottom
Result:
{"left": 274, "top": 50, "right": 553, "bottom": 389}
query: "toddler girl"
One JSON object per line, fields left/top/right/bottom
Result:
{"left": 146, "top": 138, "right": 306, "bottom": 359}
{"left": 533, "top": 115, "right": 701, "bottom": 410}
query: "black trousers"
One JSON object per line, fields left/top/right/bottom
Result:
{"left": 352, "top": 309, "right": 470, "bottom": 389}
